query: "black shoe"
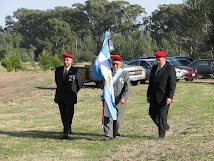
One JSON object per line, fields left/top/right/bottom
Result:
{"left": 156, "top": 136, "right": 164, "bottom": 140}
{"left": 61, "top": 133, "right": 68, "bottom": 140}
{"left": 68, "top": 128, "right": 72, "bottom": 134}
{"left": 166, "top": 125, "right": 170, "bottom": 131}
{"left": 114, "top": 135, "right": 120, "bottom": 139}
{"left": 104, "top": 137, "right": 113, "bottom": 141}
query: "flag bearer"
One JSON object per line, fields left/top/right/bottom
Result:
{"left": 103, "top": 55, "right": 131, "bottom": 141}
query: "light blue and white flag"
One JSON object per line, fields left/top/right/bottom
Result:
{"left": 93, "top": 31, "right": 117, "bottom": 120}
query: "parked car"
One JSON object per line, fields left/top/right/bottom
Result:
{"left": 126, "top": 58, "right": 185, "bottom": 82}
{"left": 166, "top": 57, "right": 198, "bottom": 81}
{"left": 173, "top": 56, "right": 194, "bottom": 62}
{"left": 77, "top": 57, "right": 146, "bottom": 87}
{"left": 188, "top": 59, "right": 214, "bottom": 78}
{"left": 177, "top": 59, "right": 191, "bottom": 66}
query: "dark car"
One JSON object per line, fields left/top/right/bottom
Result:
{"left": 188, "top": 59, "right": 214, "bottom": 78}
{"left": 173, "top": 56, "right": 194, "bottom": 62}
{"left": 166, "top": 58, "right": 198, "bottom": 81}
{"left": 177, "top": 59, "right": 191, "bottom": 66}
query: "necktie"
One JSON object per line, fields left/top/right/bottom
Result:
{"left": 64, "top": 69, "right": 67, "bottom": 79}
{"left": 155, "top": 67, "right": 159, "bottom": 77}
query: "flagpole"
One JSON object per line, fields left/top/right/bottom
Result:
{"left": 102, "top": 99, "right": 106, "bottom": 128}
{"left": 102, "top": 30, "right": 110, "bottom": 127}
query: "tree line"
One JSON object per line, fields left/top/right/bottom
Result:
{"left": 0, "top": 0, "right": 214, "bottom": 71}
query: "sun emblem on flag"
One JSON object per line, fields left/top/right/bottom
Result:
{"left": 107, "top": 73, "right": 112, "bottom": 82}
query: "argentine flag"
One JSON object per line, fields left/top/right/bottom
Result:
{"left": 93, "top": 31, "right": 117, "bottom": 120}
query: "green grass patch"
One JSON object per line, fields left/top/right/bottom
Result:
{"left": 0, "top": 78, "right": 213, "bottom": 160}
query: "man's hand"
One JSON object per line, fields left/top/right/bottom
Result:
{"left": 120, "top": 98, "right": 126, "bottom": 104}
{"left": 147, "top": 97, "right": 150, "bottom": 103}
{"left": 166, "top": 98, "right": 172, "bottom": 105}
{"left": 103, "top": 80, "right": 107, "bottom": 85}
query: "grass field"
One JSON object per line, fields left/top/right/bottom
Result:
{"left": 0, "top": 67, "right": 214, "bottom": 160}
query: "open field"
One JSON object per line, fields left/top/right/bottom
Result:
{"left": 0, "top": 69, "right": 214, "bottom": 160}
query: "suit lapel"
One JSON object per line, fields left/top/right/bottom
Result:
{"left": 156, "top": 63, "right": 167, "bottom": 79}
{"left": 59, "top": 66, "right": 64, "bottom": 80}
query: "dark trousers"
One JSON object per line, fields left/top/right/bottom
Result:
{"left": 58, "top": 103, "right": 74, "bottom": 134}
{"left": 149, "top": 100, "right": 170, "bottom": 138}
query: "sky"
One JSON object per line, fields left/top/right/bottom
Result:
{"left": 0, "top": 0, "right": 184, "bottom": 28}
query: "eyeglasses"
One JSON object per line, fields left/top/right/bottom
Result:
{"left": 111, "top": 63, "right": 120, "bottom": 66}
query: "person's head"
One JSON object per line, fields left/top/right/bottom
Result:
{"left": 110, "top": 55, "right": 123, "bottom": 71}
{"left": 155, "top": 51, "right": 167, "bottom": 67}
{"left": 62, "top": 53, "right": 73, "bottom": 68}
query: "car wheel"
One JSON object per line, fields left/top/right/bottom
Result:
{"left": 131, "top": 81, "right": 140, "bottom": 86}
{"left": 95, "top": 82, "right": 104, "bottom": 89}
{"left": 176, "top": 79, "right": 179, "bottom": 82}
{"left": 184, "top": 78, "right": 189, "bottom": 81}
{"left": 140, "top": 80, "right": 146, "bottom": 84}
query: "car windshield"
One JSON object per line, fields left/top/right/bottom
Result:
{"left": 167, "top": 58, "right": 182, "bottom": 66}
{"left": 148, "top": 60, "right": 157, "bottom": 66}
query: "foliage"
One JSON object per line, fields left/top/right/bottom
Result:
{"left": 0, "top": 0, "right": 214, "bottom": 63}
{"left": 1, "top": 58, "right": 13, "bottom": 72}
{"left": 10, "top": 54, "right": 25, "bottom": 71}
{"left": 51, "top": 55, "right": 62, "bottom": 69}
{"left": 111, "top": 30, "right": 158, "bottom": 60}
{"left": 38, "top": 50, "right": 52, "bottom": 71}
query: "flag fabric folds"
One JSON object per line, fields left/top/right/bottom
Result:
{"left": 93, "top": 31, "right": 117, "bottom": 120}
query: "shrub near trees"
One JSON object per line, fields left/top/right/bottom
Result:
{"left": 38, "top": 50, "right": 62, "bottom": 71}
{"left": 1, "top": 54, "right": 24, "bottom": 72}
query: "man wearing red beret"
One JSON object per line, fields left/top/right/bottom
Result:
{"left": 103, "top": 55, "right": 131, "bottom": 141}
{"left": 54, "top": 53, "right": 83, "bottom": 140}
{"left": 147, "top": 51, "right": 176, "bottom": 139}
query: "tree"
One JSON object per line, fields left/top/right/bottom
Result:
{"left": 10, "top": 54, "right": 24, "bottom": 72}
{"left": 38, "top": 50, "right": 52, "bottom": 71}
{"left": 1, "top": 58, "right": 13, "bottom": 72}
{"left": 51, "top": 55, "right": 62, "bottom": 69}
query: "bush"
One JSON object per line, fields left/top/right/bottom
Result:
{"left": 79, "top": 51, "right": 95, "bottom": 62}
{"left": 51, "top": 55, "right": 62, "bottom": 69}
{"left": 11, "top": 54, "right": 24, "bottom": 72}
{"left": 1, "top": 58, "right": 13, "bottom": 72}
{"left": 38, "top": 50, "right": 52, "bottom": 71}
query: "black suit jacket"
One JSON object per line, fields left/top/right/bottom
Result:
{"left": 54, "top": 66, "right": 83, "bottom": 104}
{"left": 147, "top": 62, "right": 176, "bottom": 106}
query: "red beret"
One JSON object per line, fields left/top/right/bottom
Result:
{"left": 155, "top": 51, "right": 167, "bottom": 58}
{"left": 110, "top": 55, "right": 123, "bottom": 61}
{"left": 62, "top": 53, "right": 73, "bottom": 58}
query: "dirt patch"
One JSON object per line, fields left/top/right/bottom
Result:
{"left": 0, "top": 71, "right": 55, "bottom": 105}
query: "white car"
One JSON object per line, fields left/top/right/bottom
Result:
{"left": 175, "top": 67, "right": 185, "bottom": 81}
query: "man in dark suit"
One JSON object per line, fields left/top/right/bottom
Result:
{"left": 103, "top": 55, "right": 131, "bottom": 141}
{"left": 54, "top": 53, "right": 83, "bottom": 140}
{"left": 147, "top": 51, "right": 176, "bottom": 139}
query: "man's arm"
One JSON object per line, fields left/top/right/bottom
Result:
{"left": 167, "top": 66, "right": 176, "bottom": 99}
{"left": 76, "top": 69, "right": 83, "bottom": 92}
{"left": 121, "top": 71, "right": 131, "bottom": 103}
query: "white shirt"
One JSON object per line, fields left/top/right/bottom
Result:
{"left": 155, "top": 63, "right": 166, "bottom": 77}
{"left": 63, "top": 65, "right": 71, "bottom": 76}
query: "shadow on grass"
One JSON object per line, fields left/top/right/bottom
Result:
{"left": 0, "top": 130, "right": 153, "bottom": 141}
{"left": 35, "top": 87, "right": 56, "bottom": 90}
{"left": 0, "top": 130, "right": 105, "bottom": 141}
{"left": 35, "top": 85, "right": 100, "bottom": 90}
{"left": 188, "top": 81, "right": 214, "bottom": 84}
{"left": 121, "top": 134, "right": 154, "bottom": 140}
